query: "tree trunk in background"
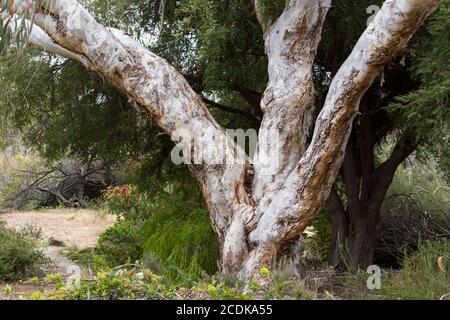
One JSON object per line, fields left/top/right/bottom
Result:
{"left": 326, "top": 187, "right": 348, "bottom": 267}
{"left": 2, "top": 0, "right": 439, "bottom": 278}
{"left": 77, "top": 176, "right": 86, "bottom": 208}
{"left": 327, "top": 127, "right": 418, "bottom": 269}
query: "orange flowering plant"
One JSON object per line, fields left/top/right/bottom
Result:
{"left": 102, "top": 185, "right": 153, "bottom": 221}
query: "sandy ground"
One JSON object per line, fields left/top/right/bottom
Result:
{"left": 0, "top": 208, "right": 116, "bottom": 248}
{"left": 0, "top": 209, "right": 116, "bottom": 299}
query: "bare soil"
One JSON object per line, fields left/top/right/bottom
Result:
{"left": 0, "top": 209, "right": 116, "bottom": 299}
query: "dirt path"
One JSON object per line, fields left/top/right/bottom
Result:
{"left": 1, "top": 209, "right": 116, "bottom": 248}
{"left": 0, "top": 209, "right": 116, "bottom": 299}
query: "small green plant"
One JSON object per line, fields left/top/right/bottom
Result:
{"left": 141, "top": 207, "right": 220, "bottom": 283}
{"left": 3, "top": 285, "right": 13, "bottom": 299}
{"left": 31, "top": 291, "right": 43, "bottom": 300}
{"left": 0, "top": 221, "right": 47, "bottom": 281}
{"left": 44, "top": 273, "right": 63, "bottom": 283}
{"left": 30, "top": 276, "right": 40, "bottom": 284}
{"left": 95, "top": 221, "right": 144, "bottom": 267}
{"left": 204, "top": 281, "right": 251, "bottom": 300}
{"left": 260, "top": 267, "right": 270, "bottom": 278}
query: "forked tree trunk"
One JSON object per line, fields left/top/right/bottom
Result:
{"left": 328, "top": 197, "right": 381, "bottom": 270}
{"left": 1, "top": 0, "right": 439, "bottom": 278}
{"left": 327, "top": 130, "right": 418, "bottom": 269}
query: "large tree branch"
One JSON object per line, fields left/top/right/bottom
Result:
{"left": 4, "top": 0, "right": 255, "bottom": 249}
{"left": 252, "top": 0, "right": 331, "bottom": 202}
{"left": 231, "top": 85, "right": 263, "bottom": 118}
{"left": 370, "top": 129, "right": 418, "bottom": 203}
{"left": 202, "top": 97, "right": 259, "bottom": 121}
{"left": 244, "top": 0, "right": 440, "bottom": 274}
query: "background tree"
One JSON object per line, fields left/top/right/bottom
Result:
{"left": 325, "top": 1, "right": 449, "bottom": 269}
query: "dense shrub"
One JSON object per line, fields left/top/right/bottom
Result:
{"left": 100, "top": 181, "right": 219, "bottom": 281}
{"left": 102, "top": 185, "right": 153, "bottom": 221}
{"left": 77, "top": 185, "right": 219, "bottom": 284}
{"left": 341, "top": 239, "right": 450, "bottom": 300}
{"left": 0, "top": 221, "right": 47, "bottom": 281}
{"left": 375, "top": 164, "right": 450, "bottom": 266}
{"left": 383, "top": 240, "right": 449, "bottom": 300}
{"left": 95, "top": 221, "right": 144, "bottom": 267}
{"left": 141, "top": 207, "right": 220, "bottom": 282}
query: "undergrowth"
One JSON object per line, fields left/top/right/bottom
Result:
{"left": 0, "top": 221, "right": 47, "bottom": 281}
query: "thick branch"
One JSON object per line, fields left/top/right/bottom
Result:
{"left": 245, "top": 0, "right": 440, "bottom": 275}
{"left": 202, "top": 97, "right": 259, "bottom": 120}
{"left": 370, "top": 130, "right": 418, "bottom": 203}
{"left": 10, "top": 0, "right": 254, "bottom": 248}
{"left": 252, "top": 0, "right": 331, "bottom": 201}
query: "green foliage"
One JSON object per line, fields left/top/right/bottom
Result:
{"left": 304, "top": 209, "right": 333, "bottom": 263}
{"left": 52, "top": 264, "right": 170, "bottom": 300}
{"left": 386, "top": 161, "right": 450, "bottom": 219}
{"left": 69, "top": 173, "right": 216, "bottom": 283}
{"left": 342, "top": 239, "right": 450, "bottom": 300}
{"left": 0, "top": 51, "right": 163, "bottom": 164}
{"left": 317, "top": 0, "right": 384, "bottom": 73}
{"left": 102, "top": 185, "right": 154, "bottom": 221}
{"left": 95, "top": 221, "right": 144, "bottom": 267}
{"left": 389, "top": 0, "right": 450, "bottom": 177}
{"left": 141, "top": 206, "right": 220, "bottom": 282}
{"left": 383, "top": 240, "right": 449, "bottom": 300}
{"left": 255, "top": 0, "right": 286, "bottom": 23}
{"left": 0, "top": 0, "right": 31, "bottom": 55}
{"left": 0, "top": 221, "right": 47, "bottom": 281}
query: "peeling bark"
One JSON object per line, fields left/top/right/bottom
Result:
{"left": 252, "top": 0, "right": 331, "bottom": 202}
{"left": 1, "top": 0, "right": 440, "bottom": 278}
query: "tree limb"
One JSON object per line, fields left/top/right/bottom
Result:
{"left": 244, "top": 0, "right": 440, "bottom": 275}
{"left": 6, "top": 0, "right": 254, "bottom": 247}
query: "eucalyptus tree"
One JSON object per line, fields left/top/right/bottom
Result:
{"left": 0, "top": 0, "right": 440, "bottom": 277}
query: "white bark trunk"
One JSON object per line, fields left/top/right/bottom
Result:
{"left": 1, "top": 0, "right": 440, "bottom": 277}
{"left": 243, "top": 0, "right": 440, "bottom": 276}
{"left": 252, "top": 0, "right": 331, "bottom": 203}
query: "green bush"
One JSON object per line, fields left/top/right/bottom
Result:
{"left": 341, "top": 239, "right": 450, "bottom": 300}
{"left": 303, "top": 209, "right": 333, "bottom": 263}
{"left": 95, "top": 221, "right": 144, "bottom": 267}
{"left": 102, "top": 185, "right": 153, "bottom": 221}
{"left": 141, "top": 207, "right": 220, "bottom": 282}
{"left": 0, "top": 221, "right": 47, "bottom": 281}
{"left": 382, "top": 239, "right": 449, "bottom": 300}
